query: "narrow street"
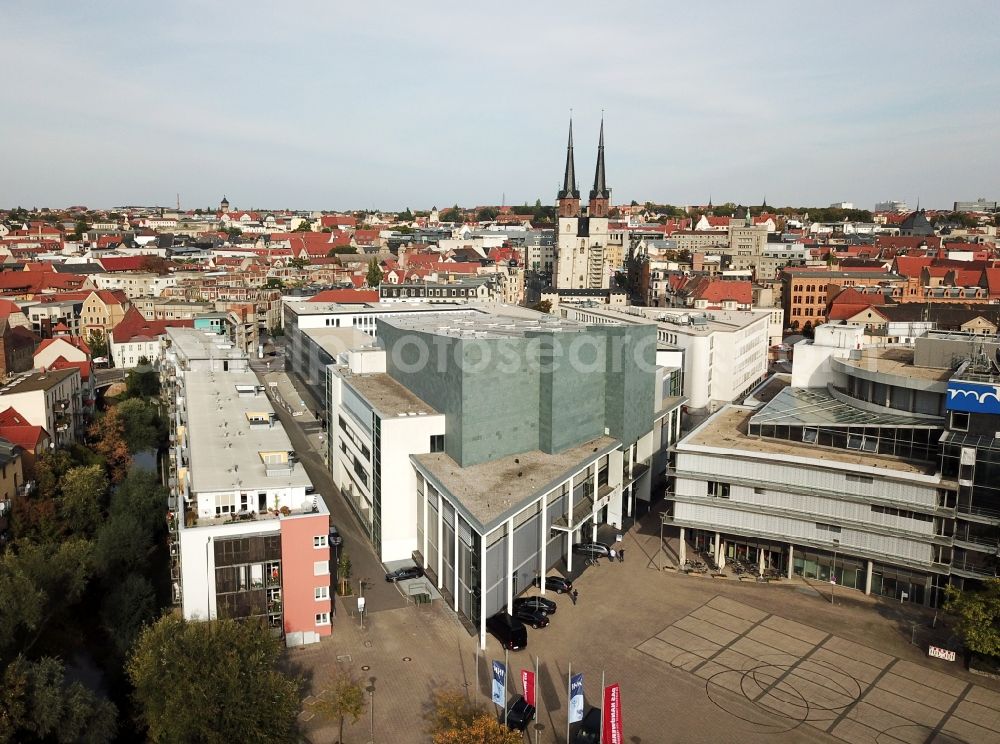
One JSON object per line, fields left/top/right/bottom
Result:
{"left": 249, "top": 354, "right": 408, "bottom": 616}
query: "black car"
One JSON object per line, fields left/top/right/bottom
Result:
{"left": 573, "top": 707, "right": 602, "bottom": 744}
{"left": 572, "top": 542, "right": 612, "bottom": 558}
{"left": 505, "top": 695, "right": 536, "bottom": 731}
{"left": 511, "top": 606, "right": 549, "bottom": 629}
{"left": 486, "top": 612, "right": 527, "bottom": 650}
{"left": 384, "top": 565, "right": 423, "bottom": 582}
{"left": 328, "top": 524, "right": 343, "bottom": 547}
{"left": 532, "top": 575, "right": 573, "bottom": 593}
{"left": 513, "top": 596, "right": 557, "bottom": 615}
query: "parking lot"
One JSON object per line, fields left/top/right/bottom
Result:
{"left": 289, "top": 516, "right": 1000, "bottom": 744}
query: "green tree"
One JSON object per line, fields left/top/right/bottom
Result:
{"left": 440, "top": 205, "right": 463, "bottom": 223}
{"left": 293, "top": 219, "right": 313, "bottom": 232}
{"left": 110, "top": 468, "right": 168, "bottom": 536}
{"left": 58, "top": 464, "right": 109, "bottom": 537}
{"left": 94, "top": 513, "right": 152, "bottom": 575}
{"left": 0, "top": 539, "right": 94, "bottom": 661}
{"left": 265, "top": 277, "right": 285, "bottom": 289}
{"left": 70, "top": 219, "right": 88, "bottom": 240}
{"left": 398, "top": 207, "right": 414, "bottom": 222}
{"left": 289, "top": 256, "right": 310, "bottom": 269}
{"left": 530, "top": 300, "right": 552, "bottom": 314}
{"left": 476, "top": 207, "right": 498, "bottom": 222}
{"left": 127, "top": 615, "right": 301, "bottom": 743}
{"left": 945, "top": 579, "right": 1000, "bottom": 656}
{"left": 86, "top": 330, "right": 108, "bottom": 359}
{"left": 116, "top": 398, "right": 163, "bottom": 452}
{"left": 100, "top": 573, "right": 156, "bottom": 657}
{"left": 337, "top": 552, "right": 353, "bottom": 595}
{"left": 366, "top": 258, "right": 382, "bottom": 288}
{"left": 327, "top": 246, "right": 356, "bottom": 257}
{"left": 125, "top": 367, "right": 160, "bottom": 399}
{"left": 313, "top": 676, "right": 367, "bottom": 744}
{"left": 0, "top": 656, "right": 117, "bottom": 744}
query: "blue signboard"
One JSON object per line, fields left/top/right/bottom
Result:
{"left": 946, "top": 381, "right": 1000, "bottom": 414}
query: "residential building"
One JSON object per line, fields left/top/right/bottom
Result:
{"left": 80, "top": 289, "right": 130, "bottom": 338}
{"left": 0, "top": 407, "right": 49, "bottom": 477}
{"left": 20, "top": 298, "right": 84, "bottom": 338}
{"left": 0, "top": 368, "right": 83, "bottom": 447}
{"left": 378, "top": 278, "right": 496, "bottom": 304}
{"left": 0, "top": 439, "right": 26, "bottom": 540}
{"left": 782, "top": 268, "right": 906, "bottom": 332}
{"left": 33, "top": 336, "right": 89, "bottom": 369}
{"left": 554, "top": 120, "right": 614, "bottom": 289}
{"left": 667, "top": 325, "right": 1000, "bottom": 607}
{"left": 93, "top": 271, "right": 177, "bottom": 299}
{"left": 110, "top": 308, "right": 194, "bottom": 368}
{"left": 727, "top": 212, "right": 770, "bottom": 272}
{"left": 161, "top": 329, "right": 331, "bottom": 646}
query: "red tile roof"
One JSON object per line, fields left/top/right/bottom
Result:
{"left": 0, "top": 405, "right": 47, "bottom": 451}
{"left": 686, "top": 277, "right": 752, "bottom": 306}
{"left": 111, "top": 307, "right": 194, "bottom": 343}
{"left": 37, "top": 335, "right": 91, "bottom": 356}
{"left": 48, "top": 356, "right": 92, "bottom": 382}
{"left": 98, "top": 256, "right": 146, "bottom": 272}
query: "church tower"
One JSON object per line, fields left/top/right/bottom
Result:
{"left": 555, "top": 118, "right": 612, "bottom": 290}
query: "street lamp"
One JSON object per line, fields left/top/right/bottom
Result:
{"left": 830, "top": 538, "right": 840, "bottom": 605}
{"left": 366, "top": 677, "right": 376, "bottom": 744}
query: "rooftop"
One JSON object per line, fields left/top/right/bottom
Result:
{"left": 184, "top": 370, "right": 312, "bottom": 493}
{"left": 685, "top": 405, "right": 938, "bottom": 476}
{"left": 0, "top": 368, "right": 78, "bottom": 395}
{"left": 302, "top": 327, "right": 375, "bottom": 357}
{"left": 166, "top": 327, "right": 244, "bottom": 362}
{"left": 413, "top": 435, "right": 619, "bottom": 530}
{"left": 285, "top": 301, "right": 483, "bottom": 317}
{"left": 836, "top": 346, "right": 951, "bottom": 383}
{"left": 379, "top": 311, "right": 588, "bottom": 339}
{"left": 565, "top": 304, "right": 770, "bottom": 335}
{"left": 341, "top": 372, "right": 438, "bottom": 417}
{"left": 750, "top": 386, "right": 942, "bottom": 429}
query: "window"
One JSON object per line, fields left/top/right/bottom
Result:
{"left": 315, "top": 586, "right": 329, "bottom": 600}
{"left": 313, "top": 560, "right": 329, "bottom": 576}
{"left": 313, "top": 535, "right": 328, "bottom": 549}
{"left": 801, "top": 428, "right": 818, "bottom": 444}
{"left": 816, "top": 523, "right": 842, "bottom": 534}
{"left": 315, "top": 612, "right": 330, "bottom": 625}
{"left": 707, "top": 481, "right": 730, "bottom": 499}
{"left": 950, "top": 411, "right": 969, "bottom": 432}
{"left": 846, "top": 473, "right": 873, "bottom": 484}
{"left": 430, "top": 434, "right": 445, "bottom": 453}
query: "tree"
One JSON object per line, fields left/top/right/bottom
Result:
{"left": 94, "top": 513, "right": 152, "bottom": 575}
{"left": 425, "top": 688, "right": 521, "bottom": 744}
{"left": 125, "top": 366, "right": 160, "bottom": 399}
{"left": 398, "top": 207, "right": 414, "bottom": 222}
{"left": 366, "top": 258, "right": 382, "bottom": 288}
{"left": 265, "top": 277, "right": 285, "bottom": 289}
{"left": 139, "top": 255, "right": 171, "bottom": 274}
{"left": 476, "top": 207, "right": 499, "bottom": 222}
{"left": 70, "top": 219, "right": 88, "bottom": 240}
{"left": 58, "top": 464, "right": 109, "bottom": 537}
{"left": 530, "top": 300, "right": 552, "bottom": 314}
{"left": 0, "top": 656, "right": 117, "bottom": 744}
{"left": 337, "top": 552, "right": 353, "bottom": 595}
{"left": 111, "top": 468, "right": 168, "bottom": 536}
{"left": 116, "top": 398, "right": 163, "bottom": 452}
{"left": 86, "top": 330, "right": 108, "bottom": 359}
{"left": 312, "top": 676, "right": 366, "bottom": 744}
{"left": 440, "top": 205, "right": 463, "bottom": 223}
{"left": 88, "top": 409, "right": 132, "bottom": 483}
{"left": 945, "top": 579, "right": 1000, "bottom": 656}
{"left": 327, "top": 246, "right": 356, "bottom": 257}
{"left": 100, "top": 573, "right": 156, "bottom": 657}
{"left": 127, "top": 615, "right": 301, "bottom": 743}
{"left": 289, "top": 256, "right": 310, "bottom": 269}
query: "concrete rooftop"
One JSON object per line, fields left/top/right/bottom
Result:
{"left": 379, "top": 311, "right": 588, "bottom": 339}
{"left": 838, "top": 346, "right": 951, "bottom": 383}
{"left": 341, "top": 373, "right": 438, "bottom": 418}
{"left": 184, "top": 370, "right": 312, "bottom": 493}
{"left": 166, "top": 326, "right": 243, "bottom": 363}
{"left": 413, "top": 435, "right": 620, "bottom": 530}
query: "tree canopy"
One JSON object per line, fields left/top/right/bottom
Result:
{"left": 366, "top": 258, "right": 383, "bottom": 288}
{"left": 115, "top": 398, "right": 164, "bottom": 452}
{"left": 945, "top": 579, "right": 1000, "bottom": 656}
{"left": 425, "top": 688, "right": 522, "bottom": 744}
{"left": 127, "top": 615, "right": 301, "bottom": 743}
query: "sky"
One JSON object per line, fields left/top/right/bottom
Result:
{"left": 3, "top": 1, "right": 999, "bottom": 212}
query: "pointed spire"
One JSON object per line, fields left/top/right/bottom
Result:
{"left": 557, "top": 119, "right": 579, "bottom": 200}
{"left": 590, "top": 117, "right": 609, "bottom": 200}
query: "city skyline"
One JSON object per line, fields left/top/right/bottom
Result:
{"left": 3, "top": 1, "right": 999, "bottom": 211}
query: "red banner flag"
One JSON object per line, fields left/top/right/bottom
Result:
{"left": 602, "top": 683, "right": 623, "bottom": 744}
{"left": 521, "top": 669, "right": 536, "bottom": 706}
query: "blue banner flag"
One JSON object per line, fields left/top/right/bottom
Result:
{"left": 492, "top": 660, "right": 506, "bottom": 707}
{"left": 569, "top": 672, "right": 584, "bottom": 723}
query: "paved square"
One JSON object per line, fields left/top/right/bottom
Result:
{"left": 637, "top": 596, "right": 1000, "bottom": 743}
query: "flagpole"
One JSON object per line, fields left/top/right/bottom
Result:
{"left": 600, "top": 670, "right": 605, "bottom": 743}
{"left": 534, "top": 655, "right": 540, "bottom": 744}
{"left": 566, "top": 662, "right": 572, "bottom": 744}
{"left": 504, "top": 648, "right": 509, "bottom": 730}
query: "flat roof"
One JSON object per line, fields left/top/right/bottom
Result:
{"left": 379, "top": 311, "right": 589, "bottom": 339}
{"left": 185, "top": 370, "right": 312, "bottom": 492}
{"left": 301, "top": 327, "right": 375, "bottom": 357}
{"left": 565, "top": 304, "right": 769, "bottom": 334}
{"left": 285, "top": 301, "right": 483, "bottom": 317}
{"left": 341, "top": 373, "right": 438, "bottom": 417}
{"left": 166, "top": 327, "right": 245, "bottom": 361}
{"left": 0, "top": 368, "right": 78, "bottom": 394}
{"left": 837, "top": 346, "right": 951, "bottom": 382}
{"left": 413, "top": 435, "right": 620, "bottom": 530}
{"left": 686, "top": 405, "right": 937, "bottom": 475}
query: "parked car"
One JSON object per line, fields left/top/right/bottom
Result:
{"left": 486, "top": 612, "right": 527, "bottom": 651}
{"left": 573, "top": 707, "right": 602, "bottom": 744}
{"left": 328, "top": 524, "right": 343, "bottom": 547}
{"left": 532, "top": 575, "right": 573, "bottom": 593}
{"left": 384, "top": 565, "right": 423, "bottom": 582}
{"left": 513, "top": 596, "right": 557, "bottom": 615}
{"left": 572, "top": 542, "right": 612, "bottom": 558}
{"left": 505, "top": 695, "right": 536, "bottom": 731}
{"left": 511, "top": 606, "right": 550, "bottom": 629}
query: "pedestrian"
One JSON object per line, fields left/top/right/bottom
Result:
{"left": 618, "top": 548, "right": 625, "bottom": 563}
{"left": 571, "top": 589, "right": 579, "bottom": 605}
{"left": 609, "top": 548, "right": 617, "bottom": 563}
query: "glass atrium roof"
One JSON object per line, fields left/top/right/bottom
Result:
{"left": 749, "top": 386, "right": 940, "bottom": 429}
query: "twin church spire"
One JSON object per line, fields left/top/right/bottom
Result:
{"left": 557, "top": 117, "right": 610, "bottom": 218}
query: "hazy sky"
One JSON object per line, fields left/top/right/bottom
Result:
{"left": 3, "top": 1, "right": 998, "bottom": 212}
